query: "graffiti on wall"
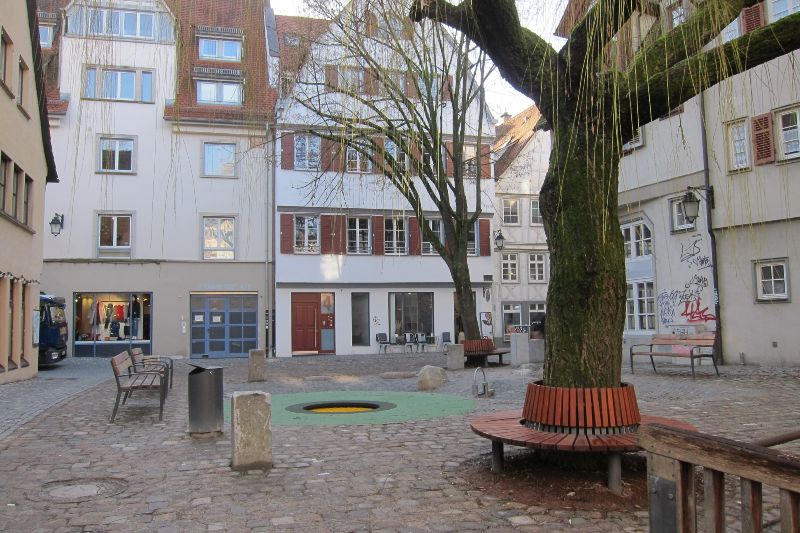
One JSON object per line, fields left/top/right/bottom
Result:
{"left": 657, "top": 235, "right": 716, "bottom": 326}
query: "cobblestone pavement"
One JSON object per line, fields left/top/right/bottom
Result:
{"left": 1, "top": 354, "right": 799, "bottom": 532}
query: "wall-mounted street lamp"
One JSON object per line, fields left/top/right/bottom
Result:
{"left": 680, "top": 186, "right": 714, "bottom": 224}
{"left": 49, "top": 213, "right": 64, "bottom": 236}
{"left": 494, "top": 229, "right": 505, "bottom": 251}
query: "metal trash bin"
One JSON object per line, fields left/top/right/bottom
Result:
{"left": 187, "top": 364, "right": 223, "bottom": 435}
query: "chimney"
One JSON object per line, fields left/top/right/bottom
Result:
{"left": 495, "top": 112, "right": 513, "bottom": 139}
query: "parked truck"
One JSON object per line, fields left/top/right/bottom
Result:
{"left": 39, "top": 294, "right": 68, "bottom": 366}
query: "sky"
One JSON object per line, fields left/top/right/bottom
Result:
{"left": 269, "top": 0, "right": 567, "bottom": 120}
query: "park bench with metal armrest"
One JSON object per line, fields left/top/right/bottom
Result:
{"left": 629, "top": 332, "right": 719, "bottom": 378}
{"left": 109, "top": 351, "right": 167, "bottom": 422}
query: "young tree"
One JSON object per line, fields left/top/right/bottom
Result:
{"left": 411, "top": 0, "right": 800, "bottom": 387}
{"left": 287, "top": 0, "right": 495, "bottom": 340}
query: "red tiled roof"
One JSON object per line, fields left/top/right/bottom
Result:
{"left": 275, "top": 15, "right": 331, "bottom": 79}
{"left": 491, "top": 105, "right": 542, "bottom": 178}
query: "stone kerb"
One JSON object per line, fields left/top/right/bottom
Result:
{"left": 231, "top": 391, "right": 272, "bottom": 471}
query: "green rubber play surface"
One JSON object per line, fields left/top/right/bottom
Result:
{"left": 225, "top": 391, "right": 475, "bottom": 426}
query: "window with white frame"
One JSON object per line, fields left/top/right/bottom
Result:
{"left": 622, "top": 222, "right": 653, "bottom": 258}
{"left": 384, "top": 217, "right": 406, "bottom": 254}
{"left": 204, "top": 142, "right": 236, "bottom": 177}
{"left": 727, "top": 120, "right": 749, "bottom": 170}
{"left": 769, "top": 0, "right": 800, "bottom": 21}
{"left": 22, "top": 176, "right": 31, "bottom": 225}
{"left": 502, "top": 253, "right": 518, "bottom": 282}
{"left": 463, "top": 144, "right": 478, "bottom": 176}
{"left": 17, "top": 58, "right": 27, "bottom": 107}
{"left": 196, "top": 80, "right": 242, "bottom": 105}
{"left": 294, "top": 215, "right": 319, "bottom": 253}
{"left": 84, "top": 67, "right": 153, "bottom": 102}
{"left": 384, "top": 138, "right": 408, "bottom": 173}
{"left": 0, "top": 30, "right": 10, "bottom": 86}
{"left": 755, "top": 259, "right": 789, "bottom": 301}
{"left": 198, "top": 37, "right": 242, "bottom": 61}
{"left": 625, "top": 281, "right": 655, "bottom": 331}
{"left": 346, "top": 142, "right": 371, "bottom": 172}
{"left": 667, "top": 3, "right": 687, "bottom": 27}
{"left": 503, "top": 198, "right": 519, "bottom": 224}
{"left": 529, "top": 303, "right": 546, "bottom": 321}
{"left": 502, "top": 304, "right": 522, "bottom": 336}
{"left": 338, "top": 66, "right": 364, "bottom": 92}
{"left": 87, "top": 8, "right": 155, "bottom": 39}
{"left": 421, "top": 144, "right": 447, "bottom": 176}
{"left": 284, "top": 33, "right": 300, "bottom": 46}
{"left": 378, "top": 70, "right": 404, "bottom": 97}
{"left": 39, "top": 25, "right": 55, "bottom": 48}
{"left": 98, "top": 214, "right": 131, "bottom": 252}
{"left": 622, "top": 128, "right": 644, "bottom": 151}
{"left": 466, "top": 222, "right": 478, "bottom": 255}
{"left": 529, "top": 253, "right": 546, "bottom": 282}
{"left": 721, "top": 18, "right": 740, "bottom": 42}
{"left": 294, "top": 134, "right": 321, "bottom": 170}
{"left": 531, "top": 198, "right": 542, "bottom": 224}
{"left": 777, "top": 108, "right": 800, "bottom": 160}
{"left": 203, "top": 216, "right": 235, "bottom": 259}
{"left": 99, "top": 137, "right": 135, "bottom": 173}
{"left": 670, "top": 197, "right": 695, "bottom": 232}
{"left": 347, "top": 217, "right": 371, "bottom": 254}
{"left": 422, "top": 218, "right": 442, "bottom": 255}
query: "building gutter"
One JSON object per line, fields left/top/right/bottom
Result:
{"left": 699, "top": 91, "right": 724, "bottom": 363}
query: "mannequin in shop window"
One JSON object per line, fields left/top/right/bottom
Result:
{"left": 131, "top": 296, "right": 141, "bottom": 339}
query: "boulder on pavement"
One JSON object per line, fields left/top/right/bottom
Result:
{"left": 417, "top": 365, "right": 448, "bottom": 390}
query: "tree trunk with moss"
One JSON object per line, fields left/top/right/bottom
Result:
{"left": 412, "top": 0, "right": 800, "bottom": 387}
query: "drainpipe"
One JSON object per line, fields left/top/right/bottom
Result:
{"left": 699, "top": 91, "right": 723, "bottom": 363}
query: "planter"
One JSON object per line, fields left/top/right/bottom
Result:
{"left": 521, "top": 381, "right": 640, "bottom": 434}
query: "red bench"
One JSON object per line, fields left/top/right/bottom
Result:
{"left": 463, "top": 338, "right": 509, "bottom": 366}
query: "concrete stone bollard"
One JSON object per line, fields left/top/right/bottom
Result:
{"left": 530, "top": 339, "right": 545, "bottom": 363}
{"left": 231, "top": 391, "right": 272, "bottom": 471}
{"left": 510, "top": 333, "right": 530, "bottom": 367}
{"left": 446, "top": 344, "right": 465, "bottom": 370}
{"left": 248, "top": 349, "right": 267, "bottom": 382}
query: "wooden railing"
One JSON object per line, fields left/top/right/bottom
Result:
{"left": 638, "top": 424, "right": 800, "bottom": 532}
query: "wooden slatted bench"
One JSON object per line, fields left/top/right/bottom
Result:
{"left": 110, "top": 351, "right": 167, "bottom": 423}
{"left": 463, "top": 338, "right": 510, "bottom": 366}
{"left": 470, "top": 382, "right": 696, "bottom": 494}
{"left": 629, "top": 332, "right": 719, "bottom": 378}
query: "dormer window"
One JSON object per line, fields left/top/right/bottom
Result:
{"left": 199, "top": 38, "right": 242, "bottom": 61}
{"left": 284, "top": 33, "right": 300, "bottom": 46}
{"left": 197, "top": 80, "right": 243, "bottom": 105}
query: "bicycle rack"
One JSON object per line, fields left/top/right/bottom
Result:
{"left": 472, "top": 367, "right": 495, "bottom": 398}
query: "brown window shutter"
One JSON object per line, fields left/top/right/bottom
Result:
{"left": 325, "top": 65, "right": 338, "bottom": 91}
{"left": 410, "top": 141, "right": 422, "bottom": 176}
{"left": 280, "top": 214, "right": 294, "bottom": 254}
{"left": 445, "top": 141, "right": 455, "bottom": 177}
{"left": 281, "top": 133, "right": 295, "bottom": 170}
{"left": 751, "top": 113, "right": 775, "bottom": 165}
{"left": 405, "top": 72, "right": 419, "bottom": 99}
{"left": 442, "top": 75, "right": 453, "bottom": 101}
{"left": 364, "top": 69, "right": 378, "bottom": 96}
{"left": 373, "top": 137, "right": 385, "bottom": 174}
{"left": 479, "top": 219, "right": 491, "bottom": 256}
{"left": 365, "top": 11, "right": 379, "bottom": 37}
{"left": 320, "top": 215, "right": 333, "bottom": 254}
{"left": 402, "top": 19, "right": 414, "bottom": 40}
{"left": 741, "top": 3, "right": 764, "bottom": 33}
{"left": 321, "top": 139, "right": 344, "bottom": 172}
{"left": 480, "top": 144, "right": 492, "bottom": 179}
{"left": 334, "top": 215, "right": 347, "bottom": 254}
{"left": 372, "top": 215, "right": 385, "bottom": 255}
{"left": 408, "top": 217, "right": 421, "bottom": 255}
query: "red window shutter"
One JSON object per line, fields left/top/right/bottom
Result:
{"left": 334, "top": 215, "right": 347, "bottom": 254}
{"left": 321, "top": 139, "right": 344, "bottom": 172}
{"left": 320, "top": 215, "right": 333, "bottom": 254}
{"left": 410, "top": 141, "right": 422, "bottom": 176}
{"left": 741, "top": 3, "right": 764, "bottom": 33}
{"left": 408, "top": 217, "right": 421, "bottom": 255}
{"left": 280, "top": 214, "right": 294, "bottom": 254}
{"left": 325, "top": 65, "right": 338, "bottom": 91}
{"left": 751, "top": 113, "right": 775, "bottom": 165}
{"left": 405, "top": 72, "right": 419, "bottom": 99}
{"left": 372, "top": 215, "right": 385, "bottom": 255}
{"left": 373, "top": 137, "right": 385, "bottom": 174}
{"left": 445, "top": 141, "right": 455, "bottom": 177}
{"left": 365, "top": 11, "right": 378, "bottom": 37}
{"left": 479, "top": 219, "right": 491, "bottom": 256}
{"left": 281, "top": 133, "right": 295, "bottom": 170}
{"left": 442, "top": 75, "right": 453, "bottom": 101}
{"left": 480, "top": 144, "right": 492, "bottom": 179}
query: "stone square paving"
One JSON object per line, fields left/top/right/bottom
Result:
{"left": 1, "top": 353, "right": 799, "bottom": 532}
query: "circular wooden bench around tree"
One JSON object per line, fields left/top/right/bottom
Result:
{"left": 470, "top": 382, "right": 696, "bottom": 493}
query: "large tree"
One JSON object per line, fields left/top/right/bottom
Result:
{"left": 411, "top": 0, "right": 800, "bottom": 387}
{"left": 288, "top": 0, "right": 494, "bottom": 340}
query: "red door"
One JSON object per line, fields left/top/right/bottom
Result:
{"left": 291, "top": 293, "right": 320, "bottom": 353}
